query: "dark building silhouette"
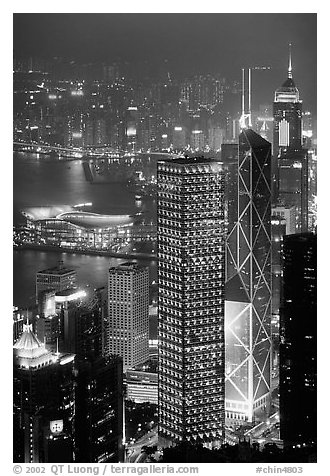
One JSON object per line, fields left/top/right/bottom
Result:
{"left": 158, "top": 157, "right": 226, "bottom": 448}
{"left": 277, "top": 149, "right": 308, "bottom": 232}
{"left": 60, "top": 290, "right": 104, "bottom": 359}
{"left": 270, "top": 216, "right": 287, "bottom": 382}
{"left": 13, "top": 324, "right": 75, "bottom": 463}
{"left": 225, "top": 129, "right": 272, "bottom": 423}
{"left": 271, "top": 216, "right": 287, "bottom": 324}
{"left": 58, "top": 290, "right": 124, "bottom": 463}
{"left": 280, "top": 233, "right": 316, "bottom": 447}
{"left": 75, "top": 356, "right": 124, "bottom": 463}
{"left": 221, "top": 143, "right": 239, "bottom": 235}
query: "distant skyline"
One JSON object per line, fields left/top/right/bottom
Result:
{"left": 13, "top": 13, "right": 317, "bottom": 113}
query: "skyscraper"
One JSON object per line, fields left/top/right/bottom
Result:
{"left": 280, "top": 233, "right": 316, "bottom": 447}
{"left": 60, "top": 289, "right": 104, "bottom": 359}
{"left": 273, "top": 46, "right": 308, "bottom": 231}
{"left": 277, "top": 150, "right": 308, "bottom": 232}
{"left": 13, "top": 324, "right": 75, "bottom": 463}
{"left": 108, "top": 262, "right": 149, "bottom": 371}
{"left": 58, "top": 289, "right": 124, "bottom": 463}
{"left": 75, "top": 356, "right": 124, "bottom": 463}
{"left": 273, "top": 46, "right": 302, "bottom": 159}
{"left": 225, "top": 129, "right": 272, "bottom": 423}
{"left": 36, "top": 260, "right": 77, "bottom": 303}
{"left": 221, "top": 143, "right": 239, "bottom": 236}
{"left": 271, "top": 215, "right": 287, "bottom": 329}
{"left": 158, "top": 157, "right": 226, "bottom": 449}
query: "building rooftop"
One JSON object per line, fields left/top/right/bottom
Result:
{"left": 281, "top": 77, "right": 297, "bottom": 89}
{"left": 274, "top": 76, "right": 300, "bottom": 102}
{"left": 37, "top": 262, "right": 76, "bottom": 276}
{"left": 55, "top": 287, "right": 80, "bottom": 297}
{"left": 13, "top": 323, "right": 50, "bottom": 361}
{"left": 284, "top": 232, "right": 316, "bottom": 243}
{"left": 109, "top": 261, "right": 148, "bottom": 272}
{"left": 240, "top": 128, "right": 271, "bottom": 149}
{"left": 160, "top": 156, "right": 222, "bottom": 165}
{"left": 56, "top": 211, "right": 134, "bottom": 229}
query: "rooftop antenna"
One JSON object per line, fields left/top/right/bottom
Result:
{"left": 240, "top": 65, "right": 271, "bottom": 130}
{"left": 248, "top": 68, "right": 252, "bottom": 127}
{"left": 288, "top": 43, "right": 293, "bottom": 79}
{"left": 242, "top": 68, "right": 245, "bottom": 120}
{"left": 239, "top": 68, "right": 252, "bottom": 129}
{"left": 239, "top": 69, "right": 247, "bottom": 129}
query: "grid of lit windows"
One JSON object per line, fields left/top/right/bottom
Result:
{"left": 107, "top": 262, "right": 149, "bottom": 371}
{"left": 158, "top": 158, "right": 225, "bottom": 448}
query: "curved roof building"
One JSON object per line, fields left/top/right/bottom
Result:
{"left": 56, "top": 211, "right": 134, "bottom": 229}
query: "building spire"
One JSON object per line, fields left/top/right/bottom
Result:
{"left": 288, "top": 43, "right": 292, "bottom": 79}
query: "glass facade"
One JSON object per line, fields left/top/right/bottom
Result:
{"left": 157, "top": 157, "right": 225, "bottom": 448}
{"left": 75, "top": 356, "right": 124, "bottom": 463}
{"left": 225, "top": 129, "right": 272, "bottom": 422}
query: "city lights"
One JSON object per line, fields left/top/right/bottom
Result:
{"left": 13, "top": 12, "right": 317, "bottom": 466}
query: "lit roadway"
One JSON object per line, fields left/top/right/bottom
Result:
{"left": 225, "top": 412, "right": 281, "bottom": 448}
{"left": 244, "top": 412, "right": 281, "bottom": 447}
{"left": 126, "top": 428, "right": 158, "bottom": 463}
{"left": 14, "top": 142, "right": 180, "bottom": 159}
{"left": 125, "top": 417, "right": 280, "bottom": 460}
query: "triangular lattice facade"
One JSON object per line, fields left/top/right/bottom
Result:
{"left": 225, "top": 129, "right": 272, "bottom": 422}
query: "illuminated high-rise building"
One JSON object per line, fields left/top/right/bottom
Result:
{"left": 190, "top": 130, "right": 205, "bottom": 150}
{"left": 108, "top": 262, "right": 149, "bottom": 371}
{"left": 126, "top": 106, "right": 139, "bottom": 152}
{"left": 225, "top": 129, "right": 272, "bottom": 424}
{"left": 273, "top": 46, "right": 302, "bottom": 159}
{"left": 273, "top": 45, "right": 308, "bottom": 231}
{"left": 208, "top": 126, "right": 225, "bottom": 152}
{"left": 158, "top": 157, "right": 226, "bottom": 448}
{"left": 280, "top": 233, "right": 316, "bottom": 447}
{"left": 13, "top": 324, "right": 75, "bottom": 463}
{"left": 172, "top": 126, "right": 186, "bottom": 149}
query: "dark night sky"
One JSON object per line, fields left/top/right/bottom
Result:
{"left": 13, "top": 13, "right": 317, "bottom": 112}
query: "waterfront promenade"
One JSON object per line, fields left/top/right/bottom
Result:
{"left": 14, "top": 242, "right": 156, "bottom": 261}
